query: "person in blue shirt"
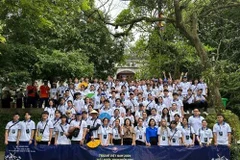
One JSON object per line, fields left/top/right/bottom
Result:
{"left": 146, "top": 118, "right": 158, "bottom": 146}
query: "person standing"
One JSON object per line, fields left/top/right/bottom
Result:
{"left": 17, "top": 112, "right": 35, "bottom": 145}
{"left": 168, "top": 120, "right": 183, "bottom": 146}
{"left": 196, "top": 119, "right": 213, "bottom": 147}
{"left": 158, "top": 119, "right": 170, "bottom": 146}
{"left": 26, "top": 82, "right": 38, "bottom": 108}
{"left": 5, "top": 113, "right": 20, "bottom": 145}
{"left": 146, "top": 118, "right": 158, "bottom": 146}
{"left": 181, "top": 117, "right": 195, "bottom": 147}
{"left": 188, "top": 108, "right": 204, "bottom": 145}
{"left": 213, "top": 114, "right": 231, "bottom": 147}
{"left": 122, "top": 118, "right": 135, "bottom": 145}
{"left": 44, "top": 99, "right": 56, "bottom": 121}
{"left": 35, "top": 111, "right": 53, "bottom": 145}
{"left": 110, "top": 119, "right": 123, "bottom": 145}
{"left": 39, "top": 80, "right": 50, "bottom": 108}
{"left": 134, "top": 118, "right": 146, "bottom": 145}
{"left": 87, "top": 110, "right": 101, "bottom": 142}
{"left": 55, "top": 115, "right": 71, "bottom": 145}
{"left": 69, "top": 112, "right": 87, "bottom": 145}
{"left": 98, "top": 118, "right": 111, "bottom": 146}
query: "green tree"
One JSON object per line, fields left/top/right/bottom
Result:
{"left": 100, "top": 0, "right": 240, "bottom": 111}
{"left": 0, "top": 0, "right": 124, "bottom": 84}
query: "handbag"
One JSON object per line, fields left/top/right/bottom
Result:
{"left": 72, "top": 120, "right": 82, "bottom": 138}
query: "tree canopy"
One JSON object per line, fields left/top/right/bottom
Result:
{"left": 0, "top": 0, "right": 124, "bottom": 86}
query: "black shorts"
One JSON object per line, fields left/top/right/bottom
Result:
{"left": 113, "top": 139, "right": 121, "bottom": 145}
{"left": 123, "top": 138, "right": 132, "bottom": 145}
{"left": 136, "top": 140, "right": 145, "bottom": 145}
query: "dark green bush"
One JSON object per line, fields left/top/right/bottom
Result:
{"left": 230, "top": 144, "right": 240, "bottom": 160}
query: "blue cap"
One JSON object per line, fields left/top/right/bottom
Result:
{"left": 76, "top": 112, "right": 82, "bottom": 116}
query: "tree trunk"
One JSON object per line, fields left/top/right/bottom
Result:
{"left": 191, "top": 32, "right": 223, "bottom": 112}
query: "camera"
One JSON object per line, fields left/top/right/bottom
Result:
{"left": 103, "top": 135, "right": 107, "bottom": 139}
{"left": 219, "top": 132, "right": 223, "bottom": 136}
{"left": 26, "top": 129, "right": 30, "bottom": 134}
{"left": 172, "top": 138, "right": 176, "bottom": 143}
{"left": 186, "top": 135, "right": 190, "bottom": 140}
{"left": 60, "top": 132, "right": 64, "bottom": 136}
{"left": 139, "top": 135, "right": 142, "bottom": 139}
{"left": 39, "top": 129, "right": 44, "bottom": 134}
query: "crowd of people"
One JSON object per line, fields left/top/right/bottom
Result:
{"left": 4, "top": 73, "right": 231, "bottom": 147}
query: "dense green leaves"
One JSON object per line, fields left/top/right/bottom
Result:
{"left": 0, "top": 0, "right": 124, "bottom": 85}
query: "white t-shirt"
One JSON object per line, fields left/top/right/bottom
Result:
{"left": 52, "top": 118, "right": 61, "bottom": 137}
{"left": 55, "top": 123, "right": 71, "bottom": 145}
{"left": 171, "top": 99, "right": 183, "bottom": 111}
{"left": 36, "top": 120, "right": 54, "bottom": 141}
{"left": 112, "top": 106, "right": 126, "bottom": 117}
{"left": 134, "top": 126, "right": 146, "bottom": 143}
{"left": 58, "top": 105, "right": 67, "bottom": 115}
{"left": 213, "top": 122, "right": 231, "bottom": 145}
{"left": 73, "top": 99, "right": 85, "bottom": 113}
{"left": 111, "top": 127, "right": 122, "bottom": 140}
{"left": 188, "top": 115, "right": 204, "bottom": 134}
{"left": 197, "top": 127, "right": 213, "bottom": 144}
{"left": 143, "top": 100, "right": 155, "bottom": 111}
{"left": 5, "top": 121, "right": 20, "bottom": 142}
{"left": 44, "top": 107, "right": 56, "bottom": 121}
{"left": 109, "top": 116, "right": 124, "bottom": 127}
{"left": 155, "top": 103, "right": 167, "bottom": 115}
{"left": 180, "top": 82, "right": 191, "bottom": 95}
{"left": 168, "top": 129, "right": 182, "bottom": 146}
{"left": 57, "top": 86, "right": 67, "bottom": 97}
{"left": 100, "top": 107, "right": 113, "bottom": 117}
{"left": 158, "top": 127, "right": 170, "bottom": 146}
{"left": 49, "top": 88, "right": 57, "bottom": 100}
{"left": 70, "top": 120, "right": 87, "bottom": 141}
{"left": 169, "top": 110, "right": 182, "bottom": 121}
{"left": 89, "top": 118, "right": 102, "bottom": 138}
{"left": 98, "top": 125, "right": 111, "bottom": 145}
{"left": 19, "top": 120, "right": 35, "bottom": 142}
{"left": 181, "top": 126, "right": 195, "bottom": 145}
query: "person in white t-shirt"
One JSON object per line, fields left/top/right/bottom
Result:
{"left": 98, "top": 118, "right": 111, "bottom": 146}
{"left": 73, "top": 92, "right": 84, "bottom": 113}
{"left": 188, "top": 108, "right": 205, "bottom": 137}
{"left": 5, "top": 113, "right": 20, "bottom": 145}
{"left": 169, "top": 103, "right": 182, "bottom": 121}
{"left": 57, "top": 97, "right": 67, "bottom": 115}
{"left": 181, "top": 117, "right": 195, "bottom": 147}
{"left": 168, "top": 120, "right": 183, "bottom": 146}
{"left": 196, "top": 119, "right": 213, "bottom": 147}
{"left": 17, "top": 112, "right": 35, "bottom": 145}
{"left": 134, "top": 118, "right": 146, "bottom": 145}
{"left": 88, "top": 110, "right": 102, "bottom": 141}
{"left": 213, "top": 114, "right": 231, "bottom": 147}
{"left": 158, "top": 119, "right": 170, "bottom": 146}
{"left": 35, "top": 111, "right": 54, "bottom": 145}
{"left": 69, "top": 112, "right": 87, "bottom": 145}
{"left": 44, "top": 99, "right": 56, "bottom": 121}
{"left": 54, "top": 115, "right": 71, "bottom": 145}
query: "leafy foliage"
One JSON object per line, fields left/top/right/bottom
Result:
{"left": 0, "top": 0, "right": 124, "bottom": 84}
